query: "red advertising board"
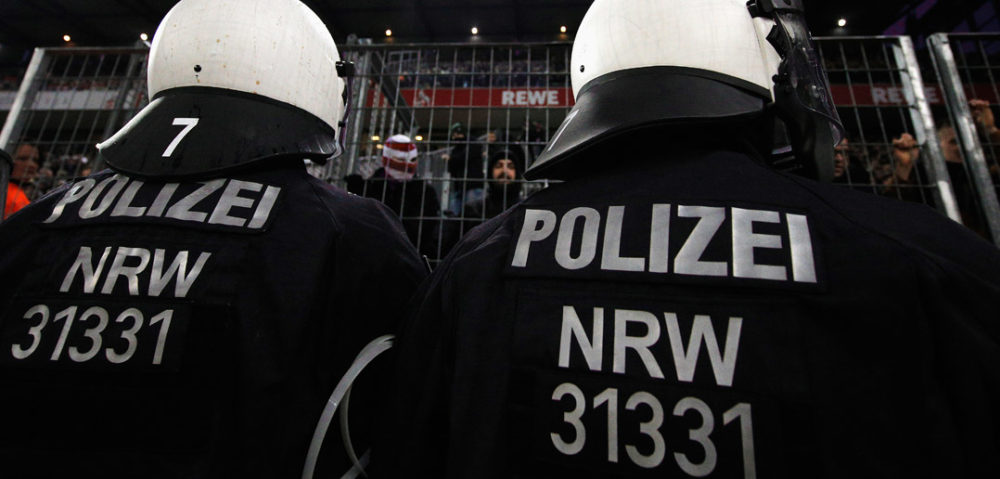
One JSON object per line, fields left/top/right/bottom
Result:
{"left": 375, "top": 84, "right": 1000, "bottom": 109}
{"left": 390, "top": 87, "right": 575, "bottom": 108}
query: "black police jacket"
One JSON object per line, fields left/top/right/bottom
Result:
{"left": 0, "top": 161, "right": 427, "bottom": 477}
{"left": 379, "top": 141, "right": 1000, "bottom": 478}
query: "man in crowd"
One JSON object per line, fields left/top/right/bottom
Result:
{"left": 0, "top": 148, "right": 11, "bottom": 220}
{"left": 445, "top": 128, "right": 507, "bottom": 217}
{"left": 832, "top": 137, "right": 874, "bottom": 191}
{"left": 879, "top": 132, "right": 925, "bottom": 201}
{"left": 0, "top": 0, "right": 426, "bottom": 476}
{"left": 883, "top": 124, "right": 989, "bottom": 235}
{"left": 968, "top": 99, "right": 1000, "bottom": 185}
{"left": 3, "top": 143, "right": 40, "bottom": 219}
{"left": 463, "top": 148, "right": 525, "bottom": 226}
{"left": 379, "top": 0, "right": 1000, "bottom": 477}
{"left": 347, "top": 134, "right": 453, "bottom": 259}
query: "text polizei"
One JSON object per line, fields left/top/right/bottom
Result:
{"left": 43, "top": 173, "right": 282, "bottom": 230}
{"left": 511, "top": 205, "right": 818, "bottom": 284}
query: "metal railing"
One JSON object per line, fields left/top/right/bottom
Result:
{"left": 326, "top": 41, "right": 570, "bottom": 263}
{"left": 928, "top": 33, "right": 1000, "bottom": 245}
{"left": 0, "top": 47, "right": 148, "bottom": 204}
{"left": 3, "top": 37, "right": 995, "bottom": 252}
{"left": 816, "top": 36, "right": 959, "bottom": 222}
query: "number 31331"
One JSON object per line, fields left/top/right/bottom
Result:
{"left": 551, "top": 382, "right": 756, "bottom": 478}
{"left": 6, "top": 303, "right": 175, "bottom": 366}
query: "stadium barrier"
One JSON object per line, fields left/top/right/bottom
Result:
{"left": 929, "top": 33, "right": 1000, "bottom": 245}
{"left": 3, "top": 37, "right": 997, "bottom": 252}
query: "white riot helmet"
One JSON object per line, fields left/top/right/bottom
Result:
{"left": 98, "top": 0, "right": 355, "bottom": 179}
{"left": 527, "top": 0, "right": 843, "bottom": 182}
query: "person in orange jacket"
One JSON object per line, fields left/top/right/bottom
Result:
{"left": 3, "top": 144, "right": 39, "bottom": 219}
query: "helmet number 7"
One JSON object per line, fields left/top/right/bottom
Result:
{"left": 162, "top": 118, "right": 200, "bottom": 157}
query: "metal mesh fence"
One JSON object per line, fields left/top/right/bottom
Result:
{"left": 816, "top": 36, "right": 956, "bottom": 220}
{"left": 325, "top": 42, "right": 570, "bottom": 263}
{"left": 331, "top": 38, "right": 959, "bottom": 263}
{"left": 0, "top": 47, "right": 148, "bottom": 204}
{"left": 928, "top": 33, "right": 1000, "bottom": 244}
{"left": 1, "top": 37, "right": 978, "bottom": 257}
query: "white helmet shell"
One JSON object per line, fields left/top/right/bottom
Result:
{"left": 570, "top": 0, "right": 781, "bottom": 101}
{"left": 570, "top": 0, "right": 781, "bottom": 100}
{"left": 526, "top": 0, "right": 788, "bottom": 179}
{"left": 148, "top": 0, "right": 345, "bottom": 133}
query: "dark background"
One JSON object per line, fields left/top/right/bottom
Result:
{"left": 0, "top": 0, "right": 997, "bottom": 69}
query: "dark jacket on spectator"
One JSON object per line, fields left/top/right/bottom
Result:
{"left": 347, "top": 167, "right": 455, "bottom": 259}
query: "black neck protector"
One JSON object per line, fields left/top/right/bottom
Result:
{"left": 98, "top": 87, "right": 339, "bottom": 181}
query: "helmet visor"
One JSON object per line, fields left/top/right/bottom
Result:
{"left": 772, "top": 11, "right": 845, "bottom": 148}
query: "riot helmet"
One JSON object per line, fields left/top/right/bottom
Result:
{"left": 98, "top": 0, "right": 355, "bottom": 179}
{"left": 526, "top": 0, "right": 843, "bottom": 182}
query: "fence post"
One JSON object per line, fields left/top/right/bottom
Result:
{"left": 344, "top": 39, "right": 373, "bottom": 178}
{"left": 928, "top": 33, "right": 1000, "bottom": 245}
{"left": 893, "top": 36, "right": 962, "bottom": 223}
{"left": 0, "top": 48, "right": 48, "bottom": 152}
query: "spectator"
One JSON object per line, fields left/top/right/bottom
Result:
{"left": 463, "top": 148, "right": 525, "bottom": 225}
{"left": 832, "top": 137, "right": 875, "bottom": 191}
{"left": 32, "top": 166, "right": 55, "bottom": 196}
{"left": 880, "top": 132, "right": 923, "bottom": 202}
{"left": 970, "top": 99, "right": 1000, "bottom": 144}
{"left": 445, "top": 128, "right": 503, "bottom": 216}
{"left": 347, "top": 134, "right": 453, "bottom": 258}
{"left": 969, "top": 98, "right": 1000, "bottom": 179}
{"left": 4, "top": 143, "right": 40, "bottom": 218}
{"left": 937, "top": 125, "right": 990, "bottom": 236}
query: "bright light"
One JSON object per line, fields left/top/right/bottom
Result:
{"left": 140, "top": 33, "right": 149, "bottom": 41}
{"left": 837, "top": 18, "right": 847, "bottom": 28}
{"left": 371, "top": 135, "right": 381, "bottom": 141}
{"left": 471, "top": 26, "right": 479, "bottom": 35}
{"left": 385, "top": 29, "right": 392, "bottom": 37}
{"left": 415, "top": 135, "right": 424, "bottom": 141}
{"left": 62, "top": 34, "right": 72, "bottom": 42}
{"left": 376, "top": 144, "right": 384, "bottom": 150}
{"left": 560, "top": 26, "right": 567, "bottom": 33}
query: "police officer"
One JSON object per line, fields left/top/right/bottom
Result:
{"left": 0, "top": 0, "right": 426, "bottom": 476}
{"left": 379, "top": 0, "right": 1000, "bottom": 477}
